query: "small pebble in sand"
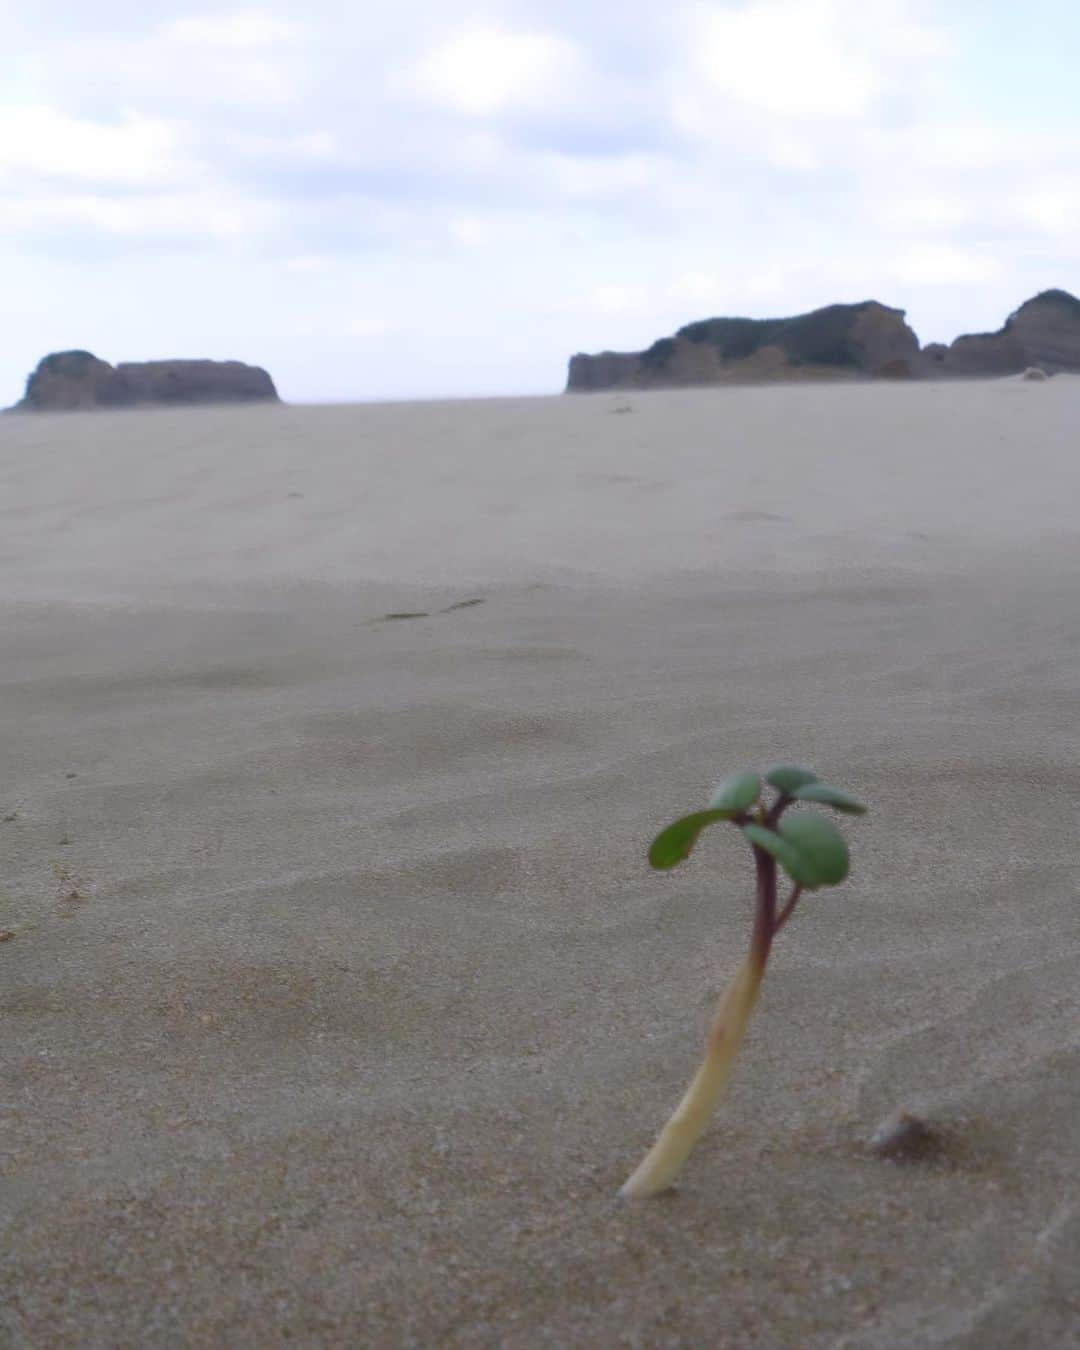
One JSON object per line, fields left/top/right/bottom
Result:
{"left": 869, "top": 1108, "right": 935, "bottom": 1160}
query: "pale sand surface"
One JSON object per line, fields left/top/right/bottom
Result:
{"left": 1, "top": 382, "right": 1078, "bottom": 1347}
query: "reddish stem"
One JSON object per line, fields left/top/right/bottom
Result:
{"left": 774, "top": 884, "right": 803, "bottom": 933}
{"left": 733, "top": 791, "right": 803, "bottom": 965}
{"left": 765, "top": 792, "right": 791, "bottom": 828}
{"left": 749, "top": 846, "right": 777, "bottom": 969}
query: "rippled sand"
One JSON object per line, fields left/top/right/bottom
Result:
{"left": 2, "top": 381, "right": 1078, "bottom": 1346}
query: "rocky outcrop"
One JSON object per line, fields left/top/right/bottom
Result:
{"left": 113, "top": 359, "right": 279, "bottom": 406}
{"left": 566, "top": 350, "right": 643, "bottom": 392}
{"left": 12, "top": 351, "right": 279, "bottom": 411}
{"left": 931, "top": 290, "right": 1080, "bottom": 377}
{"left": 13, "top": 351, "right": 125, "bottom": 411}
{"left": 567, "top": 301, "right": 919, "bottom": 391}
{"left": 567, "top": 290, "right": 1080, "bottom": 390}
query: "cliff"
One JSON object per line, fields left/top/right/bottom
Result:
{"left": 922, "top": 290, "right": 1080, "bottom": 377}
{"left": 567, "top": 301, "right": 920, "bottom": 391}
{"left": 12, "top": 351, "right": 280, "bottom": 411}
{"left": 567, "top": 291, "right": 1080, "bottom": 391}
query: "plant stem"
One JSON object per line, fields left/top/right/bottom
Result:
{"left": 619, "top": 849, "right": 777, "bottom": 1199}
{"left": 774, "top": 884, "right": 803, "bottom": 933}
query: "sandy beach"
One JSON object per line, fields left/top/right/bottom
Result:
{"left": 2, "top": 380, "right": 1078, "bottom": 1347}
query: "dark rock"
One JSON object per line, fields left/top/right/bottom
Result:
{"left": 920, "top": 342, "right": 949, "bottom": 369}
{"left": 11, "top": 351, "right": 279, "bottom": 411}
{"left": 566, "top": 350, "right": 642, "bottom": 393}
{"left": 874, "top": 357, "right": 915, "bottom": 379}
{"left": 566, "top": 289, "right": 1080, "bottom": 390}
{"left": 566, "top": 300, "right": 919, "bottom": 391}
{"left": 16, "top": 350, "right": 123, "bottom": 411}
{"left": 113, "top": 359, "right": 278, "bottom": 405}
{"left": 939, "top": 329, "right": 1027, "bottom": 376}
{"left": 941, "top": 290, "right": 1080, "bottom": 376}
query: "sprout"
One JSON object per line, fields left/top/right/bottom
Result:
{"left": 620, "top": 764, "right": 865, "bottom": 1199}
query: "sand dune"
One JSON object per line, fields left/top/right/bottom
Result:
{"left": 2, "top": 380, "right": 1078, "bottom": 1346}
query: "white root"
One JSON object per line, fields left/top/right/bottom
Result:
{"left": 619, "top": 952, "right": 765, "bottom": 1199}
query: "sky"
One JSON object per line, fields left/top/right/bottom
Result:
{"left": 2, "top": 0, "right": 1079, "bottom": 404}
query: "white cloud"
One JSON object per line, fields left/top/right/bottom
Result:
{"left": 694, "top": 0, "right": 878, "bottom": 118}
{"left": 589, "top": 285, "right": 650, "bottom": 316}
{"left": 669, "top": 267, "right": 787, "bottom": 308}
{"left": 674, "top": 0, "right": 943, "bottom": 144}
{"left": 763, "top": 134, "right": 820, "bottom": 172}
{"left": 5, "top": 188, "right": 275, "bottom": 243}
{"left": 163, "top": 11, "right": 300, "bottom": 48}
{"left": 449, "top": 215, "right": 495, "bottom": 247}
{"left": 538, "top": 150, "right": 667, "bottom": 200}
{"left": 0, "top": 106, "right": 185, "bottom": 185}
{"left": 221, "top": 129, "right": 340, "bottom": 163}
{"left": 408, "top": 25, "right": 585, "bottom": 116}
{"left": 0, "top": 101, "right": 280, "bottom": 249}
{"left": 670, "top": 271, "right": 725, "bottom": 306}
{"left": 1011, "top": 178, "right": 1080, "bottom": 236}
{"left": 915, "top": 125, "right": 1020, "bottom": 171}
{"left": 869, "top": 194, "right": 971, "bottom": 233}
{"left": 891, "top": 245, "right": 1002, "bottom": 286}
{"left": 46, "top": 9, "right": 306, "bottom": 111}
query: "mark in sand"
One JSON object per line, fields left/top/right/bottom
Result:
{"left": 724, "top": 510, "right": 792, "bottom": 524}
{"left": 440, "top": 598, "right": 486, "bottom": 613}
{"left": 371, "top": 598, "right": 487, "bottom": 624}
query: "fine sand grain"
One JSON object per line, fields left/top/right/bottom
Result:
{"left": 1, "top": 381, "right": 1078, "bottom": 1347}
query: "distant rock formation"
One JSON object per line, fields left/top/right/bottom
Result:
{"left": 921, "top": 290, "right": 1080, "bottom": 377}
{"left": 12, "top": 351, "right": 280, "bottom": 411}
{"left": 567, "top": 290, "right": 1080, "bottom": 391}
{"left": 13, "top": 351, "right": 125, "bottom": 411}
{"left": 567, "top": 301, "right": 920, "bottom": 391}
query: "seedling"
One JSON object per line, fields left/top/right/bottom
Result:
{"left": 620, "top": 764, "right": 865, "bottom": 1199}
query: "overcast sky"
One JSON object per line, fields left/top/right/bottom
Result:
{"left": 3, "top": 0, "right": 1079, "bottom": 404}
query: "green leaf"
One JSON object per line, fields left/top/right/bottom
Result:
{"left": 648, "top": 809, "right": 741, "bottom": 870}
{"left": 741, "top": 823, "right": 821, "bottom": 888}
{"left": 791, "top": 781, "right": 867, "bottom": 815}
{"left": 763, "top": 764, "right": 818, "bottom": 794}
{"left": 778, "top": 812, "right": 850, "bottom": 887}
{"left": 707, "top": 770, "right": 761, "bottom": 814}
